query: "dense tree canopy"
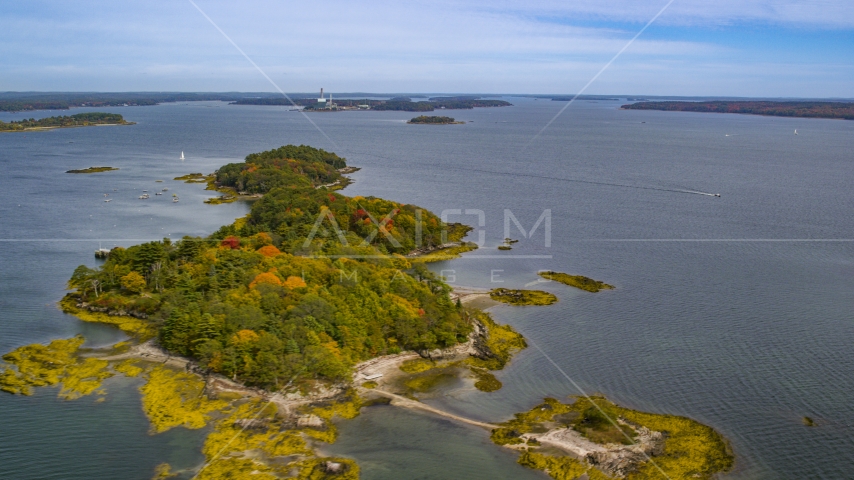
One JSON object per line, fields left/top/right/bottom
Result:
{"left": 214, "top": 145, "right": 346, "bottom": 193}
{"left": 66, "top": 145, "right": 473, "bottom": 389}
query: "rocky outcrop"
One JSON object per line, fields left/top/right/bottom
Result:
{"left": 234, "top": 418, "right": 269, "bottom": 430}
{"left": 587, "top": 449, "right": 649, "bottom": 478}
{"left": 406, "top": 242, "right": 461, "bottom": 257}
{"left": 76, "top": 301, "right": 148, "bottom": 319}
{"left": 322, "top": 461, "right": 345, "bottom": 474}
{"left": 467, "top": 317, "right": 498, "bottom": 362}
{"left": 420, "top": 323, "right": 482, "bottom": 361}
{"left": 296, "top": 414, "right": 325, "bottom": 428}
{"left": 519, "top": 418, "right": 666, "bottom": 478}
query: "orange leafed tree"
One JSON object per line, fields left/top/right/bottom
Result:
{"left": 256, "top": 245, "right": 281, "bottom": 257}
{"left": 249, "top": 270, "right": 283, "bottom": 289}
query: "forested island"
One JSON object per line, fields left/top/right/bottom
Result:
{"left": 408, "top": 115, "right": 463, "bottom": 124}
{"left": 621, "top": 101, "right": 854, "bottom": 120}
{"left": 0, "top": 145, "right": 732, "bottom": 479}
{"left": 0, "top": 113, "right": 132, "bottom": 132}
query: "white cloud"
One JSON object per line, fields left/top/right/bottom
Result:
{"left": 469, "top": 0, "right": 854, "bottom": 28}
{"left": 0, "top": 0, "right": 851, "bottom": 95}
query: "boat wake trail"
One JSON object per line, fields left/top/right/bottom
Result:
{"left": 684, "top": 191, "right": 720, "bottom": 197}
{"left": 344, "top": 151, "right": 720, "bottom": 197}
{"left": 451, "top": 166, "right": 720, "bottom": 197}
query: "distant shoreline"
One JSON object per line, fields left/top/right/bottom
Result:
{"left": 1, "top": 123, "right": 134, "bottom": 133}
{"left": 0, "top": 112, "right": 134, "bottom": 132}
{"left": 621, "top": 100, "right": 854, "bottom": 121}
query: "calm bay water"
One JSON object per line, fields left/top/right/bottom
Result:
{"left": 1, "top": 98, "right": 852, "bottom": 478}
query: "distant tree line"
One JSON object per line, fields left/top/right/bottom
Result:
{"left": 370, "top": 101, "right": 435, "bottom": 111}
{"left": 230, "top": 98, "right": 317, "bottom": 107}
{"left": 0, "top": 93, "right": 293, "bottom": 112}
{"left": 550, "top": 96, "right": 620, "bottom": 101}
{"left": 428, "top": 96, "right": 480, "bottom": 101}
{"left": 232, "top": 97, "right": 512, "bottom": 111}
{"left": 621, "top": 101, "right": 854, "bottom": 120}
{"left": 371, "top": 99, "right": 511, "bottom": 111}
{"left": 0, "top": 92, "right": 514, "bottom": 113}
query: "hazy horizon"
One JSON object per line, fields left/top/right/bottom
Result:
{"left": 2, "top": 91, "right": 853, "bottom": 101}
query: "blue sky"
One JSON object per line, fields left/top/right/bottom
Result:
{"left": 1, "top": 0, "right": 853, "bottom": 97}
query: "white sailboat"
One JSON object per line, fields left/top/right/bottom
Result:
{"left": 180, "top": 151, "right": 185, "bottom": 160}
{"left": 794, "top": 130, "right": 798, "bottom": 135}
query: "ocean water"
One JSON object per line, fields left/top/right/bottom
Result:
{"left": 1, "top": 98, "right": 852, "bottom": 478}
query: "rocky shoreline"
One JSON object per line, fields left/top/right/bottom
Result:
{"left": 57, "top": 271, "right": 736, "bottom": 480}
{"left": 508, "top": 420, "right": 666, "bottom": 478}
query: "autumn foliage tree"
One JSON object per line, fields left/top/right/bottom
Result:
{"left": 120, "top": 271, "right": 146, "bottom": 293}
{"left": 64, "top": 145, "right": 473, "bottom": 389}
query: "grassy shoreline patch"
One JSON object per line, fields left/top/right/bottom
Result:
{"left": 471, "top": 368, "right": 502, "bottom": 392}
{"left": 490, "top": 288, "right": 558, "bottom": 306}
{"left": 538, "top": 271, "right": 614, "bottom": 292}
{"left": 60, "top": 296, "right": 154, "bottom": 339}
{"left": 399, "top": 358, "right": 437, "bottom": 374}
{"left": 491, "top": 396, "right": 734, "bottom": 480}
{"left": 413, "top": 242, "right": 479, "bottom": 262}
{"left": 66, "top": 166, "right": 118, "bottom": 174}
{"left": 0, "top": 336, "right": 113, "bottom": 398}
{"left": 140, "top": 366, "right": 228, "bottom": 433}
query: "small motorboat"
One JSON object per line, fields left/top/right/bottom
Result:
{"left": 155, "top": 192, "right": 162, "bottom": 195}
